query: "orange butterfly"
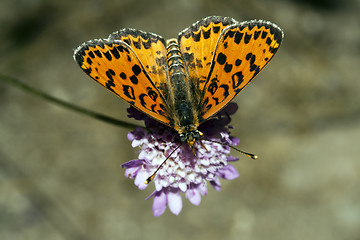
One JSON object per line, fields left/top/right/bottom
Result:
{"left": 74, "top": 16, "right": 283, "bottom": 148}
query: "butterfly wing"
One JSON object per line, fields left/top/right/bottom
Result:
{"left": 73, "top": 38, "right": 172, "bottom": 126}
{"left": 178, "top": 16, "right": 237, "bottom": 94}
{"left": 199, "top": 20, "right": 284, "bottom": 121}
{"left": 108, "top": 29, "right": 169, "bottom": 91}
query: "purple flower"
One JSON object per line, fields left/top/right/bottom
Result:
{"left": 122, "top": 103, "right": 241, "bottom": 216}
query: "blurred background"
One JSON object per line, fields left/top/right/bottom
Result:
{"left": 1, "top": 0, "right": 359, "bottom": 239}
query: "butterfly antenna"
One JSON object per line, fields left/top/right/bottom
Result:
{"left": 145, "top": 143, "right": 183, "bottom": 184}
{"left": 202, "top": 139, "right": 258, "bottom": 159}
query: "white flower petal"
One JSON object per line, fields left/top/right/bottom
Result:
{"left": 178, "top": 182, "right": 187, "bottom": 192}
{"left": 134, "top": 170, "right": 149, "bottom": 190}
{"left": 185, "top": 189, "right": 201, "bottom": 206}
{"left": 167, "top": 192, "right": 182, "bottom": 215}
{"left": 153, "top": 192, "right": 167, "bottom": 217}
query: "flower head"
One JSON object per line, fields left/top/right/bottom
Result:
{"left": 122, "top": 103, "right": 240, "bottom": 216}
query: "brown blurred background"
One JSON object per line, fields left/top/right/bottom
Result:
{"left": 1, "top": 0, "right": 359, "bottom": 239}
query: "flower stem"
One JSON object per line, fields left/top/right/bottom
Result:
{"left": 0, "top": 73, "right": 141, "bottom": 130}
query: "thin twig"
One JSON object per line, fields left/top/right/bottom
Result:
{"left": 0, "top": 73, "right": 142, "bottom": 130}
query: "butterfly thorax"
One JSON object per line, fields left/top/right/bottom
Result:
{"left": 165, "top": 39, "right": 201, "bottom": 147}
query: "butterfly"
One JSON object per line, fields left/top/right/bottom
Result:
{"left": 73, "top": 16, "right": 283, "bottom": 149}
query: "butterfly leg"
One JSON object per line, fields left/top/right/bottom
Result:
{"left": 200, "top": 140, "right": 209, "bottom": 152}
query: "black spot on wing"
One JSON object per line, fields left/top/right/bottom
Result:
{"left": 246, "top": 53, "right": 259, "bottom": 72}
{"left": 213, "top": 26, "right": 220, "bottom": 33}
{"left": 250, "top": 64, "right": 260, "bottom": 72}
{"left": 155, "top": 57, "right": 166, "bottom": 67}
{"left": 223, "top": 29, "right": 235, "bottom": 41}
{"left": 269, "top": 46, "right": 278, "bottom": 54}
{"left": 203, "top": 28, "right": 211, "bottom": 39}
{"left": 193, "top": 31, "right": 201, "bottom": 42}
{"left": 183, "top": 52, "right": 194, "bottom": 64}
{"left": 211, "top": 96, "right": 219, "bottom": 105}
{"left": 105, "top": 80, "right": 115, "bottom": 92}
{"left": 266, "top": 37, "right": 272, "bottom": 45}
{"left": 132, "top": 39, "right": 141, "bottom": 49}
{"left": 86, "top": 57, "right": 92, "bottom": 65}
{"left": 88, "top": 51, "right": 95, "bottom": 58}
{"left": 129, "top": 75, "right": 138, "bottom": 84}
{"left": 232, "top": 71, "right": 244, "bottom": 89}
{"left": 219, "top": 84, "right": 229, "bottom": 99}
{"left": 261, "top": 31, "right": 268, "bottom": 39}
{"left": 103, "top": 51, "right": 112, "bottom": 61}
{"left": 105, "top": 69, "right": 115, "bottom": 80}
{"left": 228, "top": 30, "right": 235, "bottom": 38}
{"left": 224, "top": 63, "right": 233, "bottom": 73}
{"left": 246, "top": 53, "right": 256, "bottom": 65}
{"left": 207, "top": 78, "right": 219, "bottom": 95}
{"left": 132, "top": 64, "right": 141, "bottom": 75}
{"left": 116, "top": 44, "right": 130, "bottom": 54}
{"left": 142, "top": 39, "right": 151, "bottom": 49}
{"left": 234, "top": 31, "right": 243, "bottom": 44}
{"left": 204, "top": 103, "right": 212, "bottom": 113}
{"left": 122, "top": 38, "right": 131, "bottom": 45}
{"left": 94, "top": 50, "right": 102, "bottom": 57}
{"left": 110, "top": 47, "right": 120, "bottom": 59}
{"left": 139, "top": 93, "right": 147, "bottom": 108}
{"left": 244, "top": 32, "right": 252, "bottom": 44}
{"left": 216, "top": 52, "right": 227, "bottom": 65}
{"left": 254, "top": 30, "right": 261, "bottom": 40}
{"left": 83, "top": 67, "right": 92, "bottom": 75}
{"left": 120, "top": 72, "right": 126, "bottom": 79}
{"left": 105, "top": 69, "right": 116, "bottom": 91}
{"left": 195, "top": 59, "right": 203, "bottom": 68}
{"left": 123, "top": 85, "right": 135, "bottom": 100}
{"left": 147, "top": 88, "right": 158, "bottom": 101}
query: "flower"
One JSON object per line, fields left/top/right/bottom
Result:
{"left": 121, "top": 103, "right": 241, "bottom": 216}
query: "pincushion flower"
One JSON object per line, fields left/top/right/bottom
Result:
{"left": 122, "top": 102, "right": 241, "bottom": 216}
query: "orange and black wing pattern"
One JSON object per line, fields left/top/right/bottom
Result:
{"left": 199, "top": 20, "right": 283, "bottom": 121}
{"left": 73, "top": 17, "right": 283, "bottom": 131}
{"left": 108, "top": 29, "right": 169, "bottom": 91}
{"left": 73, "top": 37, "right": 172, "bottom": 126}
{"left": 178, "top": 16, "right": 237, "bottom": 94}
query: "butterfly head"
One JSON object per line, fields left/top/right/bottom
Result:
{"left": 179, "top": 129, "right": 203, "bottom": 148}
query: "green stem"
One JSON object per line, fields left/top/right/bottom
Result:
{"left": 0, "top": 73, "right": 141, "bottom": 130}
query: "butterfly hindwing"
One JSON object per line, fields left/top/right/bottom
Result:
{"left": 178, "top": 16, "right": 237, "bottom": 94}
{"left": 199, "top": 20, "right": 283, "bottom": 121}
{"left": 73, "top": 39, "right": 172, "bottom": 126}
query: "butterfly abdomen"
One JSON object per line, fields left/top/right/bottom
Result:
{"left": 166, "top": 39, "right": 186, "bottom": 80}
{"left": 165, "top": 39, "right": 200, "bottom": 135}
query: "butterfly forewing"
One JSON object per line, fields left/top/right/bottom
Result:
{"left": 73, "top": 39, "right": 172, "bottom": 126}
{"left": 199, "top": 20, "right": 283, "bottom": 121}
{"left": 109, "top": 29, "right": 169, "bottom": 91}
{"left": 178, "top": 16, "right": 237, "bottom": 94}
